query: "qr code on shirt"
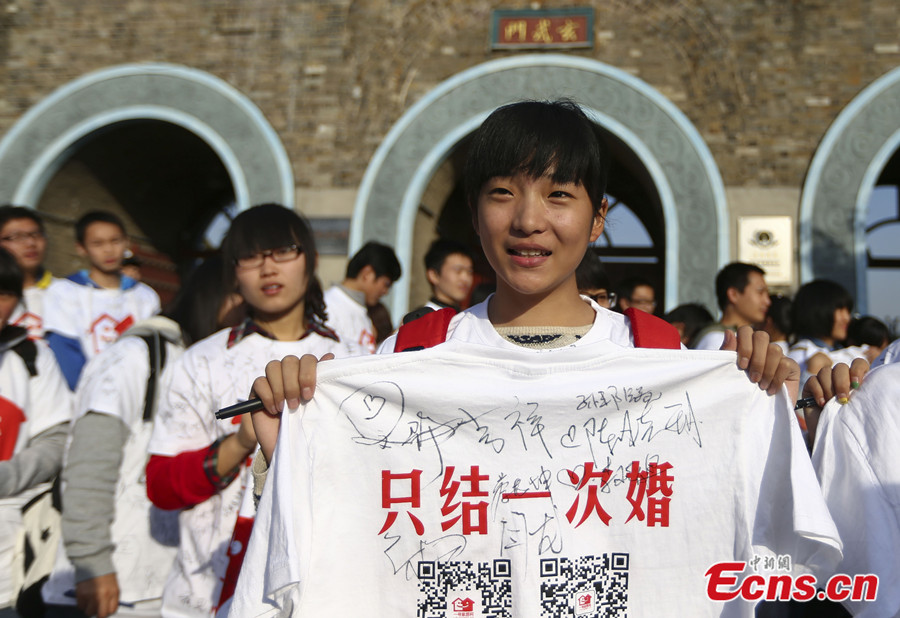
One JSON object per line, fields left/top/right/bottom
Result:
{"left": 540, "top": 553, "right": 629, "bottom": 617}
{"left": 417, "top": 559, "right": 513, "bottom": 618}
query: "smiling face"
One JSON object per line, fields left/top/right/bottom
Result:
{"left": 475, "top": 173, "right": 605, "bottom": 311}
{"left": 234, "top": 246, "right": 309, "bottom": 322}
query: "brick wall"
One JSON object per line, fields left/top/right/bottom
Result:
{"left": 2, "top": 0, "right": 897, "bottom": 190}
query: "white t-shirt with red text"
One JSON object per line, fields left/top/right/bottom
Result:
{"left": 231, "top": 337, "right": 842, "bottom": 617}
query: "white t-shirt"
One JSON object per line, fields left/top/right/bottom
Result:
{"left": 0, "top": 338, "right": 72, "bottom": 607}
{"left": 380, "top": 297, "right": 635, "bottom": 354}
{"left": 9, "top": 273, "right": 56, "bottom": 340}
{"left": 231, "top": 341, "right": 841, "bottom": 617}
{"left": 148, "top": 325, "right": 342, "bottom": 618}
{"left": 42, "top": 328, "right": 184, "bottom": 610}
{"left": 693, "top": 329, "right": 727, "bottom": 351}
{"left": 789, "top": 339, "right": 871, "bottom": 385}
{"left": 43, "top": 275, "right": 160, "bottom": 361}
{"left": 871, "top": 338, "right": 900, "bottom": 369}
{"left": 323, "top": 286, "right": 375, "bottom": 356}
{"left": 812, "top": 363, "right": 900, "bottom": 617}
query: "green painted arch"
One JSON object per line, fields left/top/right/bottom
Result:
{"left": 351, "top": 54, "right": 728, "bottom": 320}
{"left": 0, "top": 63, "right": 293, "bottom": 210}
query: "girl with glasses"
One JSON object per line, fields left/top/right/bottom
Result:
{"left": 144, "top": 203, "right": 345, "bottom": 618}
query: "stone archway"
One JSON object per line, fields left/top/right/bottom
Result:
{"left": 351, "top": 54, "right": 728, "bottom": 320}
{"left": 0, "top": 63, "right": 293, "bottom": 211}
{"left": 800, "top": 66, "right": 900, "bottom": 312}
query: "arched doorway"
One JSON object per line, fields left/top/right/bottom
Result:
{"left": 862, "top": 153, "right": 900, "bottom": 332}
{"left": 351, "top": 54, "right": 727, "bottom": 321}
{"left": 800, "top": 65, "right": 900, "bottom": 322}
{"left": 0, "top": 63, "right": 293, "bottom": 298}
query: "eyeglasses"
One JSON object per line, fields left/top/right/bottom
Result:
{"left": 235, "top": 245, "right": 303, "bottom": 269}
{"left": 588, "top": 291, "right": 617, "bottom": 308}
{"left": 0, "top": 231, "right": 44, "bottom": 243}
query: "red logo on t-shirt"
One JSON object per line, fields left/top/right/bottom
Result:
{"left": 12, "top": 311, "right": 42, "bottom": 340}
{"left": 90, "top": 313, "right": 134, "bottom": 354}
{"left": 0, "top": 395, "right": 26, "bottom": 461}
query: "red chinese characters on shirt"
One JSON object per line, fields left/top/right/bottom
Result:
{"left": 565, "top": 462, "right": 613, "bottom": 527}
{"left": 440, "top": 465, "right": 489, "bottom": 535}
{"left": 378, "top": 461, "right": 673, "bottom": 536}
{"left": 379, "top": 469, "right": 425, "bottom": 535}
{"left": 625, "top": 461, "right": 674, "bottom": 527}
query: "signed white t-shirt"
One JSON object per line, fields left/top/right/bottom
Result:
{"left": 231, "top": 341, "right": 841, "bottom": 618}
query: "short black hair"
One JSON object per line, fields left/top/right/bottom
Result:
{"left": 790, "top": 279, "right": 854, "bottom": 340}
{"left": 0, "top": 247, "right": 24, "bottom": 298}
{"left": 0, "top": 205, "right": 45, "bottom": 235}
{"left": 221, "top": 203, "right": 328, "bottom": 327}
{"left": 463, "top": 99, "right": 609, "bottom": 217}
{"left": 346, "top": 241, "right": 401, "bottom": 282}
{"left": 715, "top": 262, "right": 766, "bottom": 312}
{"left": 846, "top": 315, "right": 891, "bottom": 348}
{"left": 616, "top": 276, "right": 654, "bottom": 302}
{"left": 663, "top": 303, "right": 714, "bottom": 346}
{"left": 424, "top": 238, "right": 473, "bottom": 274}
{"left": 767, "top": 294, "right": 792, "bottom": 337}
{"left": 75, "top": 210, "right": 127, "bottom": 244}
{"left": 575, "top": 250, "right": 610, "bottom": 292}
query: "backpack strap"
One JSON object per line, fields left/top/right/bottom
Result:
{"left": 0, "top": 326, "right": 38, "bottom": 377}
{"left": 136, "top": 333, "right": 168, "bottom": 421}
{"left": 625, "top": 307, "right": 682, "bottom": 349}
{"left": 394, "top": 306, "right": 681, "bottom": 352}
{"left": 13, "top": 339, "right": 38, "bottom": 378}
{"left": 394, "top": 308, "right": 457, "bottom": 352}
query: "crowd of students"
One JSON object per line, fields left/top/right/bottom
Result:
{"left": 0, "top": 98, "right": 896, "bottom": 617}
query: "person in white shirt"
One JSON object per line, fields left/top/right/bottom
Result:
{"left": 0, "top": 206, "right": 56, "bottom": 340}
{"left": 323, "top": 241, "right": 401, "bottom": 355}
{"left": 42, "top": 256, "right": 244, "bottom": 618}
{"left": 693, "top": 262, "right": 771, "bottom": 351}
{"left": 145, "top": 204, "right": 345, "bottom": 618}
{"left": 0, "top": 248, "right": 73, "bottom": 617}
{"left": 43, "top": 211, "right": 160, "bottom": 390}
{"left": 240, "top": 100, "right": 822, "bottom": 618}
{"left": 788, "top": 279, "right": 860, "bottom": 386}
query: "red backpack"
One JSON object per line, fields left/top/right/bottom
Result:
{"left": 394, "top": 307, "right": 681, "bottom": 352}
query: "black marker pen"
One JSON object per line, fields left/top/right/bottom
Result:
{"left": 216, "top": 398, "right": 264, "bottom": 420}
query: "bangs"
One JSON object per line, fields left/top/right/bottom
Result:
{"left": 464, "top": 100, "right": 608, "bottom": 212}
{"left": 221, "top": 204, "right": 317, "bottom": 290}
{"left": 222, "top": 203, "right": 316, "bottom": 263}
